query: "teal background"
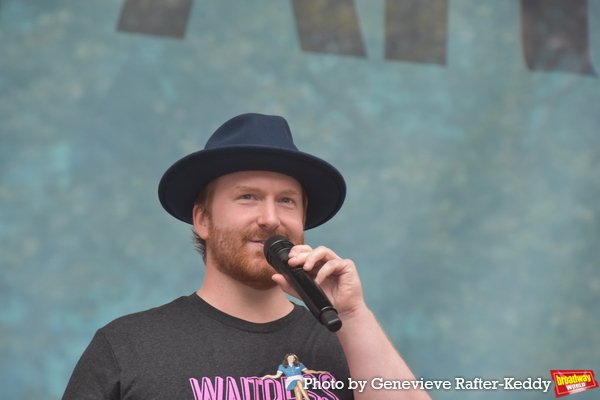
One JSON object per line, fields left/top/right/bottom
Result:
{"left": 1, "top": 0, "right": 599, "bottom": 399}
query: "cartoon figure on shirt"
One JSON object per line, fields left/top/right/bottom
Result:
{"left": 260, "top": 353, "right": 329, "bottom": 400}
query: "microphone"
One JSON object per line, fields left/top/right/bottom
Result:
{"left": 263, "top": 235, "right": 342, "bottom": 332}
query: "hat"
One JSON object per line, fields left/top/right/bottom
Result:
{"left": 158, "top": 113, "right": 346, "bottom": 230}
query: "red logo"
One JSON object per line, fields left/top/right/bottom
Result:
{"left": 550, "top": 370, "right": 598, "bottom": 397}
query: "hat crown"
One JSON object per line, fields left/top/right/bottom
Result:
{"left": 205, "top": 113, "right": 299, "bottom": 151}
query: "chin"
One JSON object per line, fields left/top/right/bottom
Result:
{"left": 245, "top": 266, "right": 278, "bottom": 290}
{"left": 238, "top": 268, "right": 278, "bottom": 290}
{"left": 242, "top": 279, "right": 278, "bottom": 291}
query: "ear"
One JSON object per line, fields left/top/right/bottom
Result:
{"left": 192, "top": 204, "right": 209, "bottom": 240}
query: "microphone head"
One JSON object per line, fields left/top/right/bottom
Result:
{"left": 263, "top": 235, "right": 293, "bottom": 265}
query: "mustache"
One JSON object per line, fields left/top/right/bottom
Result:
{"left": 241, "top": 227, "right": 304, "bottom": 245}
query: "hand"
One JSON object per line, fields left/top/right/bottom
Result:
{"left": 271, "top": 244, "right": 366, "bottom": 318}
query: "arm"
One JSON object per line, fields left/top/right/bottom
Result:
{"left": 302, "top": 369, "right": 330, "bottom": 375}
{"left": 62, "top": 330, "right": 121, "bottom": 400}
{"left": 260, "top": 371, "right": 284, "bottom": 380}
{"left": 272, "top": 245, "right": 432, "bottom": 400}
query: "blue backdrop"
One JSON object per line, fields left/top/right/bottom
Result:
{"left": 1, "top": 0, "right": 599, "bottom": 399}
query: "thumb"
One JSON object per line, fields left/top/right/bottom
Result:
{"left": 271, "top": 274, "right": 301, "bottom": 300}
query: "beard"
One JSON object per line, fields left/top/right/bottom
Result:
{"left": 206, "top": 219, "right": 304, "bottom": 290}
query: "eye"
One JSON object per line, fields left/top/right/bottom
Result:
{"left": 240, "top": 194, "right": 254, "bottom": 200}
{"left": 279, "top": 197, "right": 293, "bottom": 204}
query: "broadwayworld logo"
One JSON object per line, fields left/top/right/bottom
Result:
{"left": 550, "top": 370, "right": 599, "bottom": 398}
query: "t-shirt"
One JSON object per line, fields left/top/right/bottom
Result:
{"left": 62, "top": 293, "right": 354, "bottom": 400}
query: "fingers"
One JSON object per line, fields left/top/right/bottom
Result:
{"left": 288, "top": 245, "right": 340, "bottom": 269}
{"left": 303, "top": 246, "right": 341, "bottom": 273}
{"left": 312, "top": 258, "right": 354, "bottom": 285}
{"left": 286, "top": 244, "right": 314, "bottom": 266}
{"left": 288, "top": 245, "right": 351, "bottom": 284}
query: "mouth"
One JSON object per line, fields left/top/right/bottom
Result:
{"left": 249, "top": 239, "right": 266, "bottom": 247}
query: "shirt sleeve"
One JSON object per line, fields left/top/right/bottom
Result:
{"left": 62, "top": 330, "right": 121, "bottom": 400}
{"left": 299, "top": 363, "right": 306, "bottom": 371}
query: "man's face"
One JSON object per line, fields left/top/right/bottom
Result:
{"left": 194, "top": 171, "right": 305, "bottom": 290}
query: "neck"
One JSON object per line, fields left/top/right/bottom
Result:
{"left": 197, "top": 264, "right": 294, "bottom": 323}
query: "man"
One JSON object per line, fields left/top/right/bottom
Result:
{"left": 63, "top": 113, "right": 431, "bottom": 400}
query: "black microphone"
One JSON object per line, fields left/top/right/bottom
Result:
{"left": 263, "top": 235, "right": 342, "bottom": 332}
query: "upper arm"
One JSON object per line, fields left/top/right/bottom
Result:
{"left": 62, "top": 330, "right": 121, "bottom": 400}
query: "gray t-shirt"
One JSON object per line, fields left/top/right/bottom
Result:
{"left": 63, "top": 293, "right": 353, "bottom": 399}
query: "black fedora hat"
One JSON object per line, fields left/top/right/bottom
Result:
{"left": 158, "top": 113, "right": 346, "bottom": 230}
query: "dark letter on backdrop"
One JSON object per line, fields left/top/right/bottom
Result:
{"left": 117, "top": 0, "right": 193, "bottom": 39}
{"left": 291, "top": 0, "right": 366, "bottom": 57}
{"left": 385, "top": 0, "right": 448, "bottom": 65}
{"left": 521, "top": 0, "right": 596, "bottom": 75}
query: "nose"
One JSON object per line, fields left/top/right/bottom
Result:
{"left": 257, "top": 199, "right": 281, "bottom": 231}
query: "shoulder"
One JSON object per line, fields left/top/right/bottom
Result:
{"left": 99, "top": 295, "right": 194, "bottom": 340}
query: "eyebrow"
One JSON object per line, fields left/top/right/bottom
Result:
{"left": 234, "top": 185, "right": 301, "bottom": 197}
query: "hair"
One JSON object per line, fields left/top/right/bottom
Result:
{"left": 191, "top": 180, "right": 217, "bottom": 264}
{"left": 282, "top": 353, "right": 300, "bottom": 367}
{"left": 191, "top": 175, "right": 309, "bottom": 263}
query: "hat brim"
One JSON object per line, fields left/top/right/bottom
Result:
{"left": 158, "top": 145, "right": 346, "bottom": 230}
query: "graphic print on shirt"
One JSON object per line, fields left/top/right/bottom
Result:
{"left": 189, "top": 352, "right": 341, "bottom": 400}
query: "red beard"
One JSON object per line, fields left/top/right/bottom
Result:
{"left": 206, "top": 219, "right": 305, "bottom": 290}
